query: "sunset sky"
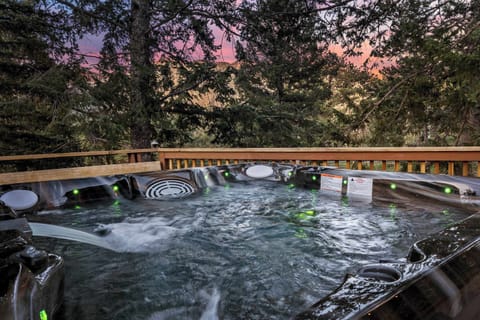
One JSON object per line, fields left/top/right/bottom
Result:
{"left": 78, "top": 27, "right": 379, "bottom": 72}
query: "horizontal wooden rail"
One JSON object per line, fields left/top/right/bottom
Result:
{"left": 2, "top": 147, "right": 480, "bottom": 184}
{"left": 155, "top": 147, "right": 480, "bottom": 176}
{"left": 0, "top": 149, "right": 149, "bottom": 161}
{"left": 0, "top": 162, "right": 161, "bottom": 184}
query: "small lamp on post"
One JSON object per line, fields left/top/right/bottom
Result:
{"left": 150, "top": 140, "right": 159, "bottom": 148}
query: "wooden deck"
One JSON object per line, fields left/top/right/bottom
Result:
{"left": 1, "top": 147, "right": 480, "bottom": 185}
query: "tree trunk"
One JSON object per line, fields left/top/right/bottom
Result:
{"left": 130, "top": 0, "right": 155, "bottom": 149}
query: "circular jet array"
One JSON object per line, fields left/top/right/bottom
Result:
{"left": 144, "top": 178, "right": 196, "bottom": 199}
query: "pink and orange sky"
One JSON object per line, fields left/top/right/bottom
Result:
{"left": 78, "top": 29, "right": 382, "bottom": 73}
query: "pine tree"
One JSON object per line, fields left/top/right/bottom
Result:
{"left": 345, "top": 0, "right": 480, "bottom": 146}
{"left": 54, "top": 0, "right": 237, "bottom": 149}
{"left": 209, "top": 0, "right": 347, "bottom": 147}
{"left": 0, "top": 1, "right": 83, "bottom": 163}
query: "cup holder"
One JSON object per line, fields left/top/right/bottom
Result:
{"left": 357, "top": 264, "right": 402, "bottom": 283}
{"left": 407, "top": 244, "right": 427, "bottom": 263}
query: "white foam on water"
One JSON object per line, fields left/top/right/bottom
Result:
{"left": 30, "top": 216, "right": 186, "bottom": 253}
{"left": 33, "top": 207, "right": 207, "bottom": 253}
{"left": 102, "top": 216, "right": 181, "bottom": 252}
{"left": 199, "top": 287, "right": 220, "bottom": 320}
{"left": 146, "top": 287, "right": 220, "bottom": 320}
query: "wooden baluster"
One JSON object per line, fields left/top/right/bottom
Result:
{"left": 420, "top": 161, "right": 426, "bottom": 173}
{"left": 394, "top": 160, "right": 400, "bottom": 172}
{"left": 128, "top": 153, "right": 136, "bottom": 163}
{"left": 433, "top": 162, "right": 440, "bottom": 174}
{"left": 357, "top": 161, "right": 363, "bottom": 170}
{"left": 448, "top": 161, "right": 455, "bottom": 175}
{"left": 462, "top": 162, "right": 469, "bottom": 176}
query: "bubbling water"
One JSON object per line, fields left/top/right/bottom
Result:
{"left": 31, "top": 180, "right": 468, "bottom": 320}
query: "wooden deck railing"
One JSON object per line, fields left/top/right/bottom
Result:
{"left": 1, "top": 147, "right": 480, "bottom": 184}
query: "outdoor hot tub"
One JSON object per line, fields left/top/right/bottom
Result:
{"left": 2, "top": 163, "right": 480, "bottom": 319}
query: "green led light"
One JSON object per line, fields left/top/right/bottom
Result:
{"left": 288, "top": 184, "right": 295, "bottom": 189}
{"left": 295, "top": 228, "right": 308, "bottom": 238}
{"left": 72, "top": 189, "right": 80, "bottom": 195}
{"left": 224, "top": 172, "right": 230, "bottom": 177}
{"left": 343, "top": 179, "right": 348, "bottom": 185}
{"left": 390, "top": 183, "right": 397, "bottom": 190}
{"left": 312, "top": 175, "right": 317, "bottom": 181}
{"left": 444, "top": 187, "right": 452, "bottom": 194}
{"left": 296, "top": 213, "right": 307, "bottom": 220}
{"left": 305, "top": 210, "right": 315, "bottom": 216}
{"left": 112, "top": 185, "right": 119, "bottom": 192}
{"left": 288, "top": 171, "right": 293, "bottom": 176}
{"left": 39, "top": 310, "right": 48, "bottom": 320}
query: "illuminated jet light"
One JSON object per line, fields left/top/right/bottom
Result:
{"left": 39, "top": 310, "right": 48, "bottom": 320}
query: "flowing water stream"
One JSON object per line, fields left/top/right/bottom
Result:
{"left": 30, "top": 180, "right": 468, "bottom": 320}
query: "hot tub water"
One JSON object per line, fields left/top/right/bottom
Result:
{"left": 30, "top": 179, "right": 467, "bottom": 320}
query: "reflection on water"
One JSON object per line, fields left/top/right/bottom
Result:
{"left": 30, "top": 181, "right": 468, "bottom": 320}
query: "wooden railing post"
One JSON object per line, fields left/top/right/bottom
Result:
{"left": 158, "top": 151, "right": 166, "bottom": 170}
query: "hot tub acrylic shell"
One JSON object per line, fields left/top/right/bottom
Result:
{"left": 295, "top": 213, "right": 480, "bottom": 320}
{"left": 0, "top": 219, "right": 64, "bottom": 320}
{"left": 3, "top": 163, "right": 480, "bottom": 319}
